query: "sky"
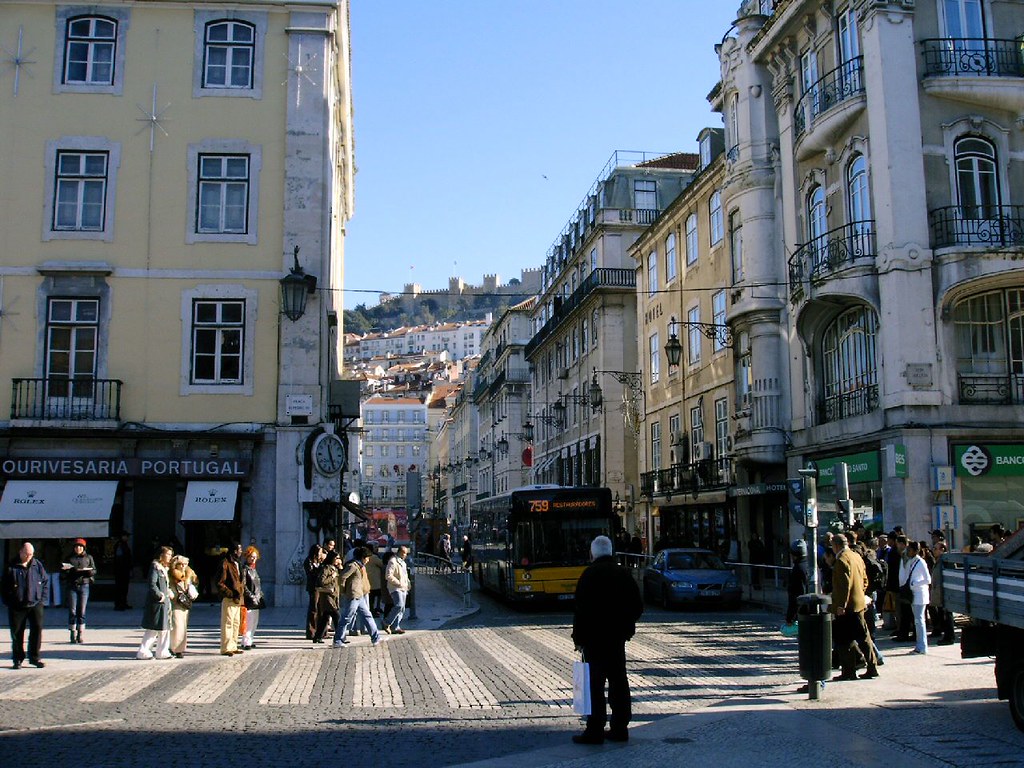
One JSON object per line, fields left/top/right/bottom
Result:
{"left": 343, "top": 1, "right": 741, "bottom": 310}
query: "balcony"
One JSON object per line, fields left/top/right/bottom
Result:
{"left": 793, "top": 57, "right": 865, "bottom": 157}
{"left": 929, "top": 205, "right": 1024, "bottom": 249}
{"left": 525, "top": 268, "right": 636, "bottom": 358}
{"left": 789, "top": 220, "right": 876, "bottom": 301}
{"left": 11, "top": 377, "right": 122, "bottom": 422}
{"left": 818, "top": 384, "right": 878, "bottom": 425}
{"left": 640, "top": 458, "right": 733, "bottom": 499}
{"left": 958, "top": 374, "right": 1024, "bottom": 405}
{"left": 921, "top": 38, "right": 1024, "bottom": 113}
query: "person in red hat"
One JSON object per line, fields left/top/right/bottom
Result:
{"left": 61, "top": 538, "right": 96, "bottom": 644}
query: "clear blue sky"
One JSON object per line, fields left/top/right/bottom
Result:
{"left": 343, "top": 1, "right": 740, "bottom": 310}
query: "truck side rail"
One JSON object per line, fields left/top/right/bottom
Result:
{"left": 942, "top": 553, "right": 1024, "bottom": 629}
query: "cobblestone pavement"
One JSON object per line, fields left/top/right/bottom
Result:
{"left": 0, "top": 590, "right": 793, "bottom": 767}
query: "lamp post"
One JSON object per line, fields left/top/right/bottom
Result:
{"left": 279, "top": 246, "right": 318, "bottom": 322}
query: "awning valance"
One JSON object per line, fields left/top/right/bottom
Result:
{"left": 0, "top": 480, "right": 118, "bottom": 539}
{"left": 180, "top": 481, "right": 238, "bottom": 522}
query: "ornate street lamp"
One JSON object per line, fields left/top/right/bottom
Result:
{"left": 280, "top": 246, "right": 318, "bottom": 322}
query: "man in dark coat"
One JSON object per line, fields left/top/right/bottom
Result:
{"left": 2, "top": 541, "right": 50, "bottom": 669}
{"left": 571, "top": 535, "right": 644, "bottom": 745}
{"left": 785, "top": 539, "right": 809, "bottom": 625}
{"left": 112, "top": 530, "right": 133, "bottom": 610}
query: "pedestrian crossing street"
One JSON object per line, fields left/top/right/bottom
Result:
{"left": 0, "top": 620, "right": 796, "bottom": 715}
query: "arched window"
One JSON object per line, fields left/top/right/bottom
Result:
{"left": 203, "top": 20, "right": 256, "bottom": 89}
{"left": 955, "top": 136, "right": 999, "bottom": 219}
{"left": 821, "top": 305, "right": 879, "bottom": 422}
{"left": 807, "top": 185, "right": 828, "bottom": 267}
{"left": 665, "top": 232, "right": 677, "bottom": 282}
{"left": 63, "top": 16, "right": 117, "bottom": 85}
{"left": 847, "top": 155, "right": 872, "bottom": 250}
{"left": 709, "top": 191, "right": 723, "bottom": 245}
{"left": 953, "top": 288, "right": 1024, "bottom": 403}
{"left": 685, "top": 213, "right": 698, "bottom": 265}
{"left": 729, "top": 93, "right": 740, "bottom": 155}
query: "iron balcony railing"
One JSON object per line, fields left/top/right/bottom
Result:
{"left": 818, "top": 384, "right": 879, "bottom": 424}
{"left": 640, "top": 458, "right": 733, "bottom": 498}
{"left": 525, "top": 268, "right": 636, "bottom": 358}
{"left": 929, "top": 205, "right": 1024, "bottom": 249}
{"left": 788, "top": 220, "right": 876, "bottom": 300}
{"left": 794, "top": 56, "right": 865, "bottom": 139}
{"left": 958, "top": 374, "right": 1024, "bottom": 405}
{"left": 726, "top": 144, "right": 739, "bottom": 163}
{"left": 11, "top": 377, "right": 122, "bottom": 421}
{"left": 921, "top": 37, "right": 1024, "bottom": 78}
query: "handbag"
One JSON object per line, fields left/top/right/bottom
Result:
{"left": 176, "top": 585, "right": 194, "bottom": 610}
{"left": 899, "top": 561, "right": 918, "bottom": 603}
{"left": 572, "top": 658, "right": 591, "bottom": 716}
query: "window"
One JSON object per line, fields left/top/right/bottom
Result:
{"left": 848, "top": 155, "right": 871, "bottom": 222}
{"left": 668, "top": 414, "right": 681, "bottom": 462}
{"left": 712, "top": 290, "right": 727, "bottom": 352}
{"left": 955, "top": 136, "right": 999, "bottom": 219}
{"left": 821, "top": 305, "right": 879, "bottom": 422}
{"left": 699, "top": 134, "right": 712, "bottom": 169}
{"left": 836, "top": 7, "right": 861, "bottom": 91}
{"left": 808, "top": 185, "right": 828, "bottom": 267}
{"left": 665, "top": 233, "right": 677, "bottom": 282}
{"left": 687, "top": 306, "right": 701, "bottom": 365}
{"left": 187, "top": 141, "right": 261, "bottom": 244}
{"left": 735, "top": 331, "right": 752, "bottom": 412}
{"left": 592, "top": 308, "right": 600, "bottom": 347}
{"left": 46, "top": 298, "right": 99, "bottom": 400}
{"left": 729, "top": 210, "right": 743, "bottom": 282}
{"left": 650, "top": 332, "right": 661, "bottom": 383}
{"left": 953, "top": 291, "right": 1024, "bottom": 402}
{"left": 63, "top": 16, "right": 116, "bottom": 85}
{"left": 651, "top": 421, "right": 662, "bottom": 472}
{"left": 648, "top": 251, "right": 658, "bottom": 296}
{"left": 941, "top": 0, "right": 985, "bottom": 38}
{"left": 364, "top": 446, "right": 374, "bottom": 458}
{"left": 203, "top": 21, "right": 255, "bottom": 89}
{"left": 198, "top": 154, "right": 249, "bottom": 233}
{"left": 54, "top": 151, "right": 108, "bottom": 231}
{"left": 685, "top": 214, "right": 698, "bottom": 265}
{"left": 715, "top": 397, "right": 729, "bottom": 461}
{"left": 729, "top": 93, "right": 740, "bottom": 155}
{"left": 690, "top": 406, "right": 704, "bottom": 458}
{"left": 635, "top": 179, "right": 657, "bottom": 210}
{"left": 801, "top": 48, "right": 820, "bottom": 113}
{"left": 191, "top": 300, "right": 244, "bottom": 384}
{"left": 591, "top": 248, "right": 598, "bottom": 272}
{"left": 581, "top": 318, "right": 588, "bottom": 351}
{"left": 709, "top": 191, "right": 723, "bottom": 245}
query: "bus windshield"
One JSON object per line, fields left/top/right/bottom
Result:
{"left": 512, "top": 515, "right": 611, "bottom": 566}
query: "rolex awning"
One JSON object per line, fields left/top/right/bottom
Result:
{"left": 180, "top": 481, "right": 239, "bottom": 522}
{"left": 340, "top": 497, "right": 370, "bottom": 522}
{"left": 0, "top": 480, "right": 118, "bottom": 539}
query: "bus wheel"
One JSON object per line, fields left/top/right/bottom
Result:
{"left": 1010, "top": 663, "right": 1024, "bottom": 733}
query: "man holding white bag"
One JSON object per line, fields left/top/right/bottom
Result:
{"left": 571, "top": 534, "right": 644, "bottom": 745}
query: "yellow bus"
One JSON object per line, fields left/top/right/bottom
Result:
{"left": 471, "top": 485, "right": 617, "bottom": 603}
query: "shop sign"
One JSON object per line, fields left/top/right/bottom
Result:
{"left": 0, "top": 456, "right": 250, "bottom": 479}
{"left": 954, "top": 444, "right": 1024, "bottom": 477}
{"left": 814, "top": 450, "right": 880, "bottom": 487}
{"left": 729, "top": 482, "right": 788, "bottom": 497}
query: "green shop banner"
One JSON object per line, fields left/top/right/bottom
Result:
{"left": 813, "top": 446, "right": 907, "bottom": 486}
{"left": 955, "top": 444, "right": 1024, "bottom": 477}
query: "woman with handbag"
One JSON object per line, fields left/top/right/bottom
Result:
{"left": 169, "top": 554, "right": 198, "bottom": 658}
{"left": 241, "top": 546, "right": 264, "bottom": 650}
{"left": 137, "top": 547, "right": 174, "bottom": 660}
{"left": 901, "top": 540, "right": 932, "bottom": 655}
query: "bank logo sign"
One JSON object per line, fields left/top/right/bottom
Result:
{"left": 954, "top": 444, "right": 1024, "bottom": 477}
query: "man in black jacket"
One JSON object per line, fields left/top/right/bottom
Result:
{"left": 2, "top": 541, "right": 50, "bottom": 669}
{"left": 571, "top": 535, "right": 643, "bottom": 745}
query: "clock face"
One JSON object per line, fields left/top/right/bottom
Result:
{"left": 314, "top": 434, "right": 345, "bottom": 475}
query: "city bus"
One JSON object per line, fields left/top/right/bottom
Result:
{"left": 470, "top": 485, "right": 617, "bottom": 603}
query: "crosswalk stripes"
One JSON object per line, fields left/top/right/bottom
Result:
{"left": 351, "top": 644, "right": 403, "bottom": 707}
{"left": 470, "top": 627, "right": 570, "bottom": 708}
{"left": 0, "top": 670, "right": 93, "bottom": 701}
{"left": 417, "top": 632, "right": 499, "bottom": 709}
{"left": 79, "top": 662, "right": 176, "bottom": 703}
{"left": 259, "top": 649, "right": 323, "bottom": 706}
{"left": 167, "top": 655, "right": 257, "bottom": 704}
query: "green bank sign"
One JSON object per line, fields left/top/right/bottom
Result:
{"left": 954, "top": 444, "right": 1024, "bottom": 477}
{"left": 813, "top": 446, "right": 907, "bottom": 487}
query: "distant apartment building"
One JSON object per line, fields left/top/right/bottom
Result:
{"left": 358, "top": 396, "right": 428, "bottom": 517}
{"left": 345, "top": 319, "right": 489, "bottom": 363}
{"left": 0, "top": 1, "right": 354, "bottom": 607}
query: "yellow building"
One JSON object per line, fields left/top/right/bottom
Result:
{"left": 0, "top": 1, "right": 354, "bottom": 607}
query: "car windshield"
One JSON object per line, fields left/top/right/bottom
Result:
{"left": 666, "top": 552, "right": 726, "bottom": 570}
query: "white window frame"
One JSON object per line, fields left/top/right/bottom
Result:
{"left": 651, "top": 421, "right": 662, "bottom": 472}
{"left": 193, "top": 10, "right": 267, "bottom": 99}
{"left": 43, "top": 137, "right": 121, "bottom": 242}
{"left": 665, "top": 232, "right": 678, "bottom": 282}
{"left": 648, "top": 251, "right": 658, "bottom": 297}
{"left": 709, "top": 191, "right": 724, "bottom": 245}
{"left": 690, "top": 406, "right": 704, "bottom": 458}
{"left": 54, "top": 7, "right": 130, "bottom": 95}
{"left": 685, "top": 213, "right": 699, "bottom": 266}
{"left": 715, "top": 397, "right": 729, "bottom": 460}
{"left": 729, "top": 210, "right": 744, "bottom": 283}
{"left": 180, "top": 285, "right": 257, "bottom": 396}
{"left": 712, "top": 290, "right": 727, "bottom": 353}
{"left": 687, "top": 306, "right": 702, "bottom": 365}
{"left": 650, "top": 332, "right": 661, "bottom": 384}
{"left": 635, "top": 179, "right": 657, "bottom": 210}
{"left": 202, "top": 20, "right": 255, "bottom": 90}
{"left": 186, "top": 140, "right": 262, "bottom": 244}
{"left": 190, "top": 299, "right": 245, "bottom": 386}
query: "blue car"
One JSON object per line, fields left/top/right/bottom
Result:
{"left": 643, "top": 548, "right": 742, "bottom": 608}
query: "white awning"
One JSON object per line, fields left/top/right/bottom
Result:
{"left": 0, "top": 480, "right": 118, "bottom": 539}
{"left": 180, "top": 481, "right": 239, "bottom": 522}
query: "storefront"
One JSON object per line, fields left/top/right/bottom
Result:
{"left": 953, "top": 443, "right": 1024, "bottom": 542}
{"left": 808, "top": 447, "right": 901, "bottom": 532}
{"left": 730, "top": 481, "right": 788, "bottom": 567}
{"left": 652, "top": 493, "right": 737, "bottom": 558}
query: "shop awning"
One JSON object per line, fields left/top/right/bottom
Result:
{"left": 180, "top": 481, "right": 239, "bottom": 522}
{"left": 340, "top": 497, "right": 370, "bottom": 522}
{"left": 0, "top": 480, "right": 118, "bottom": 539}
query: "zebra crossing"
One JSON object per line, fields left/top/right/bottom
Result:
{"left": 0, "top": 622, "right": 795, "bottom": 715}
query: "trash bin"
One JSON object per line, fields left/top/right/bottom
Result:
{"left": 796, "top": 592, "right": 832, "bottom": 681}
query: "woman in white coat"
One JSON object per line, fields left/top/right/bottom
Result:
{"left": 901, "top": 540, "right": 932, "bottom": 655}
{"left": 136, "top": 546, "right": 174, "bottom": 660}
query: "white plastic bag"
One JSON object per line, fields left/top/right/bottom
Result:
{"left": 572, "top": 660, "right": 591, "bottom": 715}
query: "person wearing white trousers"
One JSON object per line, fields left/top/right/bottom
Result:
{"left": 241, "top": 546, "right": 263, "bottom": 650}
{"left": 137, "top": 546, "right": 174, "bottom": 660}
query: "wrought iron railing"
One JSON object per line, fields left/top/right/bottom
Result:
{"left": 794, "top": 56, "right": 865, "bottom": 138}
{"left": 958, "top": 374, "right": 1024, "bottom": 405}
{"left": 788, "top": 220, "right": 876, "bottom": 299}
{"left": 727, "top": 144, "right": 739, "bottom": 163}
{"left": 929, "top": 205, "right": 1024, "bottom": 248}
{"left": 640, "top": 457, "right": 733, "bottom": 498}
{"left": 921, "top": 37, "right": 1024, "bottom": 78}
{"left": 11, "top": 377, "right": 122, "bottom": 421}
{"left": 818, "top": 384, "right": 878, "bottom": 424}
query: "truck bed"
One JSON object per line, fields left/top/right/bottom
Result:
{"left": 943, "top": 553, "right": 1024, "bottom": 630}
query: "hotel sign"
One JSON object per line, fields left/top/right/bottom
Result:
{"left": 1, "top": 457, "right": 250, "bottom": 479}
